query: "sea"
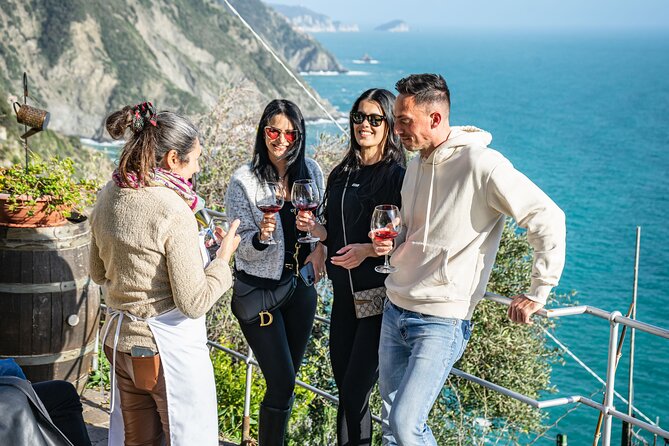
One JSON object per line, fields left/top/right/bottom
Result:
{"left": 299, "top": 30, "right": 669, "bottom": 445}
{"left": 86, "top": 29, "right": 669, "bottom": 445}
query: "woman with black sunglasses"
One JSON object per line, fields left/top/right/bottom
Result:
{"left": 303, "top": 89, "right": 406, "bottom": 445}
{"left": 224, "top": 99, "right": 325, "bottom": 445}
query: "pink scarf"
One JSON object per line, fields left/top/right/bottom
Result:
{"left": 112, "top": 167, "right": 200, "bottom": 211}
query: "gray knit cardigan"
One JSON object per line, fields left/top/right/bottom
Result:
{"left": 224, "top": 158, "right": 325, "bottom": 279}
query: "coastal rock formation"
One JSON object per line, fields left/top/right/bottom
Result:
{"left": 0, "top": 0, "right": 343, "bottom": 137}
{"left": 271, "top": 4, "right": 359, "bottom": 33}
{"left": 375, "top": 20, "right": 410, "bottom": 32}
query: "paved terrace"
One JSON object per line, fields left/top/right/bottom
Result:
{"left": 81, "top": 386, "right": 237, "bottom": 446}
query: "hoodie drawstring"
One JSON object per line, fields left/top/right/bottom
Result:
{"left": 411, "top": 127, "right": 492, "bottom": 252}
{"left": 422, "top": 159, "right": 436, "bottom": 252}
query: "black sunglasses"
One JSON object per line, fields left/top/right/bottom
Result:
{"left": 350, "top": 111, "right": 386, "bottom": 127}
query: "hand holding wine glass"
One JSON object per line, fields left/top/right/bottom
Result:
{"left": 292, "top": 179, "right": 321, "bottom": 243}
{"left": 215, "top": 219, "right": 241, "bottom": 263}
{"left": 210, "top": 216, "right": 230, "bottom": 248}
{"left": 371, "top": 204, "right": 401, "bottom": 273}
{"left": 255, "top": 182, "right": 285, "bottom": 245}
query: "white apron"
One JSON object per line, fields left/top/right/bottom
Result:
{"left": 107, "top": 231, "right": 218, "bottom": 445}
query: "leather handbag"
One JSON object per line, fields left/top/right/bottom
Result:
{"left": 231, "top": 266, "right": 298, "bottom": 327}
{"left": 0, "top": 376, "right": 74, "bottom": 446}
{"left": 341, "top": 173, "right": 385, "bottom": 319}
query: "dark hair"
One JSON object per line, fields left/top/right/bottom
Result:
{"left": 106, "top": 105, "right": 200, "bottom": 187}
{"left": 324, "top": 88, "right": 406, "bottom": 210}
{"left": 252, "top": 99, "right": 309, "bottom": 184}
{"left": 395, "top": 73, "right": 450, "bottom": 108}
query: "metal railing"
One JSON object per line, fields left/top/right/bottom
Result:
{"left": 208, "top": 292, "right": 669, "bottom": 446}
{"left": 466, "top": 294, "right": 669, "bottom": 443}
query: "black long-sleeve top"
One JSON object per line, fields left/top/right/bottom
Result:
{"left": 324, "top": 161, "right": 405, "bottom": 292}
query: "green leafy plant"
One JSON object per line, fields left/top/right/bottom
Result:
{"left": 87, "top": 344, "right": 111, "bottom": 391}
{"left": 0, "top": 156, "right": 99, "bottom": 218}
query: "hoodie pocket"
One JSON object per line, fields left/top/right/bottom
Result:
{"left": 389, "top": 241, "right": 457, "bottom": 301}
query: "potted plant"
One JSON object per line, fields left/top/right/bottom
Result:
{"left": 0, "top": 156, "right": 99, "bottom": 227}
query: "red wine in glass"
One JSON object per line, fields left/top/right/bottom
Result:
{"left": 373, "top": 228, "right": 399, "bottom": 241}
{"left": 291, "top": 179, "right": 321, "bottom": 243}
{"left": 295, "top": 203, "right": 319, "bottom": 212}
{"left": 257, "top": 204, "right": 283, "bottom": 214}
{"left": 255, "top": 182, "right": 284, "bottom": 245}
{"left": 371, "top": 204, "right": 401, "bottom": 273}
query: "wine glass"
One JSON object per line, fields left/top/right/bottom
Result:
{"left": 195, "top": 208, "right": 219, "bottom": 256}
{"left": 211, "top": 216, "right": 230, "bottom": 234}
{"left": 291, "top": 179, "right": 321, "bottom": 243}
{"left": 255, "top": 182, "right": 284, "bottom": 245}
{"left": 371, "top": 204, "right": 401, "bottom": 273}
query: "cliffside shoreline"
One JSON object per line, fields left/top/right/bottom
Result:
{"left": 0, "top": 0, "right": 345, "bottom": 137}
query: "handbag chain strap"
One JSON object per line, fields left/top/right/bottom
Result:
{"left": 341, "top": 172, "right": 356, "bottom": 294}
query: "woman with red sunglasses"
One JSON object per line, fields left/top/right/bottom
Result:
{"left": 305, "top": 89, "right": 406, "bottom": 445}
{"left": 225, "top": 99, "right": 326, "bottom": 445}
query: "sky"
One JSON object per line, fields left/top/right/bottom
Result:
{"left": 268, "top": 0, "right": 669, "bottom": 31}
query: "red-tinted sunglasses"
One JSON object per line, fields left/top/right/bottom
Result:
{"left": 264, "top": 126, "right": 299, "bottom": 143}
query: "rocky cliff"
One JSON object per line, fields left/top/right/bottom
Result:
{"left": 227, "top": 1, "right": 348, "bottom": 70}
{"left": 0, "top": 0, "right": 344, "bottom": 137}
{"left": 271, "top": 4, "right": 359, "bottom": 33}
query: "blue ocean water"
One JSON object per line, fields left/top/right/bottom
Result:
{"left": 302, "top": 30, "right": 669, "bottom": 444}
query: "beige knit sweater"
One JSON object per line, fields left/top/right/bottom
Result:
{"left": 386, "top": 126, "right": 566, "bottom": 320}
{"left": 90, "top": 182, "right": 233, "bottom": 353}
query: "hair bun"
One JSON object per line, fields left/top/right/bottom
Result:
{"left": 105, "top": 106, "right": 134, "bottom": 140}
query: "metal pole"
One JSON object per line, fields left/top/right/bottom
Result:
{"left": 23, "top": 72, "right": 28, "bottom": 172}
{"left": 241, "top": 346, "right": 254, "bottom": 445}
{"left": 593, "top": 299, "right": 635, "bottom": 445}
{"left": 92, "top": 327, "right": 100, "bottom": 371}
{"left": 601, "top": 311, "right": 622, "bottom": 446}
{"left": 627, "top": 227, "right": 641, "bottom": 445}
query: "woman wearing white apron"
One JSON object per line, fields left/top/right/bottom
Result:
{"left": 89, "top": 103, "right": 240, "bottom": 446}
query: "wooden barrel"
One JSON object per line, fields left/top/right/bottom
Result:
{"left": 0, "top": 219, "right": 100, "bottom": 392}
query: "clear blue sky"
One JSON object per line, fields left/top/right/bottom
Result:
{"left": 268, "top": 0, "right": 669, "bottom": 31}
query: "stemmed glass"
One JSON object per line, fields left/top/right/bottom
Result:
{"left": 211, "top": 216, "right": 229, "bottom": 234}
{"left": 255, "top": 182, "right": 285, "bottom": 245}
{"left": 371, "top": 204, "right": 401, "bottom": 273}
{"left": 291, "top": 179, "right": 321, "bottom": 243}
{"left": 196, "top": 209, "right": 230, "bottom": 259}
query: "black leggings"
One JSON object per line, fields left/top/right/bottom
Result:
{"left": 329, "top": 283, "right": 382, "bottom": 446}
{"left": 239, "top": 280, "right": 317, "bottom": 410}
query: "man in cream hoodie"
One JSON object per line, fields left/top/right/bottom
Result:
{"left": 371, "top": 73, "right": 566, "bottom": 445}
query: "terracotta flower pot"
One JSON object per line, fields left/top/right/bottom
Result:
{"left": 0, "top": 193, "right": 68, "bottom": 227}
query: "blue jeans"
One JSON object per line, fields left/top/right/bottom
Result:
{"left": 379, "top": 301, "right": 472, "bottom": 446}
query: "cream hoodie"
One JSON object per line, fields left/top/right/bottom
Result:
{"left": 386, "top": 126, "right": 566, "bottom": 320}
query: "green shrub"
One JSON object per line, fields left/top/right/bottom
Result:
{"left": 87, "top": 344, "right": 111, "bottom": 391}
{"left": 211, "top": 342, "right": 265, "bottom": 441}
